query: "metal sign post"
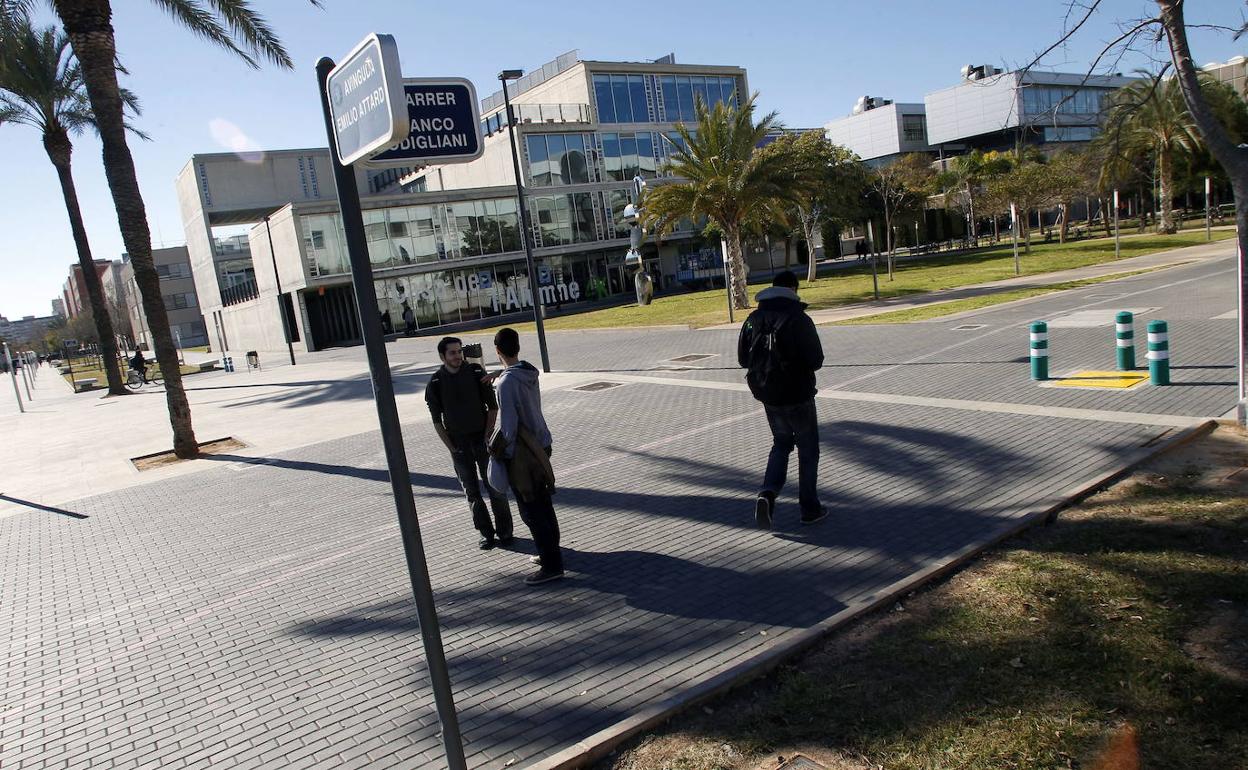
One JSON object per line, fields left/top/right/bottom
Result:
{"left": 1113, "top": 189, "right": 1121, "bottom": 259}
{"left": 319, "top": 36, "right": 466, "bottom": 770}
{"left": 4, "top": 342, "right": 23, "bottom": 413}
{"left": 1010, "top": 202, "right": 1021, "bottom": 275}
{"left": 1205, "top": 176, "right": 1212, "bottom": 242}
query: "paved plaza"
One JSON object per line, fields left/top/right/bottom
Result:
{"left": 0, "top": 241, "right": 1242, "bottom": 769}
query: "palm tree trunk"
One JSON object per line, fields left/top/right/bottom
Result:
{"left": 45, "top": 132, "right": 125, "bottom": 395}
{"left": 1158, "top": 148, "right": 1176, "bottom": 233}
{"left": 725, "top": 225, "right": 750, "bottom": 310}
{"left": 55, "top": 0, "right": 199, "bottom": 457}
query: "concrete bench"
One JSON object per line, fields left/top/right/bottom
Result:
{"left": 75, "top": 378, "right": 98, "bottom": 392}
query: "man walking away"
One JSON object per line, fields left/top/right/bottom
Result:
{"left": 491, "top": 327, "right": 564, "bottom": 586}
{"left": 737, "top": 270, "right": 826, "bottom": 529}
{"left": 426, "top": 336, "right": 514, "bottom": 550}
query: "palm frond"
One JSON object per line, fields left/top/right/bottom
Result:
{"left": 149, "top": 0, "right": 316, "bottom": 70}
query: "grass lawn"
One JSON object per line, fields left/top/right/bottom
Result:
{"left": 832, "top": 265, "right": 1181, "bottom": 326}
{"left": 480, "top": 230, "right": 1232, "bottom": 335}
{"left": 601, "top": 425, "right": 1248, "bottom": 770}
{"left": 61, "top": 361, "right": 212, "bottom": 387}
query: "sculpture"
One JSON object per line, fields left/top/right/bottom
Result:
{"left": 622, "top": 175, "right": 654, "bottom": 306}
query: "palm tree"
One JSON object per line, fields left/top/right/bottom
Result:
{"left": 1102, "top": 73, "right": 1204, "bottom": 234}
{"left": 0, "top": 19, "right": 142, "bottom": 395}
{"left": 4, "top": 0, "right": 311, "bottom": 457}
{"left": 643, "top": 95, "right": 808, "bottom": 309}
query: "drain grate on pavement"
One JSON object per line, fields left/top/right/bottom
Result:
{"left": 572, "top": 381, "right": 625, "bottom": 392}
{"left": 667, "top": 353, "right": 716, "bottom": 363}
{"left": 952, "top": 324, "right": 987, "bottom": 331}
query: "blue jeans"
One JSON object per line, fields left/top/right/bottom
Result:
{"left": 761, "top": 399, "right": 821, "bottom": 513}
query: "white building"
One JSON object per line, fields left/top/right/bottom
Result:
{"left": 175, "top": 51, "right": 749, "bottom": 353}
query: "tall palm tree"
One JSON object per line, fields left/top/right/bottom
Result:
{"left": 1102, "top": 73, "right": 1204, "bottom": 234}
{"left": 0, "top": 19, "right": 142, "bottom": 395}
{"left": 643, "top": 95, "right": 808, "bottom": 309}
{"left": 5, "top": 0, "right": 311, "bottom": 457}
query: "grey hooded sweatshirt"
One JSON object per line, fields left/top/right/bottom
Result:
{"left": 494, "top": 360, "right": 553, "bottom": 458}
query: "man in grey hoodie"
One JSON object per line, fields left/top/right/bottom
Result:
{"left": 492, "top": 327, "right": 564, "bottom": 586}
{"left": 737, "top": 271, "right": 826, "bottom": 529}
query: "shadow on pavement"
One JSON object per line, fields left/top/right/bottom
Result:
{"left": 0, "top": 493, "right": 89, "bottom": 519}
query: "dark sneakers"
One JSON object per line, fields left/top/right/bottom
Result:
{"left": 800, "top": 506, "right": 829, "bottom": 525}
{"left": 524, "top": 568, "right": 564, "bottom": 586}
{"left": 497, "top": 535, "right": 515, "bottom": 547}
{"left": 755, "top": 491, "right": 776, "bottom": 530}
{"left": 478, "top": 536, "right": 496, "bottom": 550}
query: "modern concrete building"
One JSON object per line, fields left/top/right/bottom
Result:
{"left": 51, "top": 298, "right": 65, "bottom": 318}
{"left": 823, "top": 97, "right": 934, "bottom": 164}
{"left": 120, "top": 246, "right": 208, "bottom": 350}
{"left": 1202, "top": 55, "right": 1247, "bottom": 97}
{"left": 0, "top": 314, "right": 57, "bottom": 347}
{"left": 175, "top": 51, "right": 749, "bottom": 353}
{"left": 61, "top": 259, "right": 113, "bottom": 318}
{"left": 924, "top": 65, "right": 1137, "bottom": 152}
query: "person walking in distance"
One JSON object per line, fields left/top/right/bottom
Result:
{"left": 737, "top": 270, "right": 827, "bottom": 529}
{"left": 426, "top": 336, "right": 514, "bottom": 550}
{"left": 490, "top": 327, "right": 564, "bottom": 585}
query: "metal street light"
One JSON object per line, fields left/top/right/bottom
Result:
{"left": 499, "top": 69, "right": 551, "bottom": 372}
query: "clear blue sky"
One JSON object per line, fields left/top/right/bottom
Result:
{"left": 0, "top": 0, "right": 1241, "bottom": 319}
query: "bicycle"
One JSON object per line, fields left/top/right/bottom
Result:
{"left": 125, "top": 365, "right": 164, "bottom": 391}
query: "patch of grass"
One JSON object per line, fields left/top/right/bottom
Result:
{"left": 480, "top": 231, "right": 1233, "bottom": 335}
{"left": 833, "top": 266, "right": 1178, "bottom": 325}
{"left": 601, "top": 429, "right": 1248, "bottom": 770}
{"left": 62, "top": 362, "right": 211, "bottom": 387}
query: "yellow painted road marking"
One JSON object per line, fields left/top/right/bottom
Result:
{"left": 1049, "top": 370, "right": 1148, "bottom": 389}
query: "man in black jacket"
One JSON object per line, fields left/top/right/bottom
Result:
{"left": 737, "top": 271, "right": 826, "bottom": 529}
{"left": 426, "top": 336, "right": 514, "bottom": 550}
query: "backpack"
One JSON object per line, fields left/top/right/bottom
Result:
{"left": 745, "top": 315, "right": 789, "bottom": 403}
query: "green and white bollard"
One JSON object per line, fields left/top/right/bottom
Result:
{"left": 1030, "top": 321, "right": 1048, "bottom": 380}
{"left": 1115, "top": 311, "right": 1135, "bottom": 370}
{"left": 1147, "top": 319, "right": 1170, "bottom": 386}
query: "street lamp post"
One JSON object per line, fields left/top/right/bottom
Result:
{"left": 264, "top": 215, "right": 298, "bottom": 366}
{"left": 499, "top": 69, "right": 551, "bottom": 373}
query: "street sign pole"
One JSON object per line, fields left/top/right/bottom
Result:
{"left": 1113, "top": 188, "right": 1121, "bottom": 260}
{"left": 500, "top": 74, "right": 552, "bottom": 373}
{"left": 318, "top": 45, "right": 467, "bottom": 770}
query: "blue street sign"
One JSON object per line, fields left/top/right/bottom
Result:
{"left": 367, "top": 78, "right": 483, "bottom": 167}
{"left": 326, "top": 34, "right": 406, "bottom": 165}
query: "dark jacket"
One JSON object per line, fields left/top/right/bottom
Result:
{"left": 737, "top": 286, "right": 824, "bottom": 406}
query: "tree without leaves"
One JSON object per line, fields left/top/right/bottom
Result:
{"left": 643, "top": 94, "right": 810, "bottom": 309}
{"left": 868, "top": 153, "right": 935, "bottom": 280}
{"left": 764, "top": 131, "right": 866, "bottom": 282}
{"left": 0, "top": 18, "right": 143, "bottom": 395}
{"left": 10, "top": 0, "right": 317, "bottom": 457}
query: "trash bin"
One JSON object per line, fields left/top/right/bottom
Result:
{"left": 462, "top": 343, "right": 484, "bottom": 368}
{"left": 246, "top": 351, "right": 260, "bottom": 371}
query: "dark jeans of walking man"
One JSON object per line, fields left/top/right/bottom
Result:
{"left": 427, "top": 336, "right": 513, "bottom": 550}
{"left": 738, "top": 270, "right": 827, "bottom": 529}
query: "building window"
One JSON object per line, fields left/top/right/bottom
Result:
{"left": 655, "top": 75, "right": 737, "bottom": 123}
{"left": 901, "top": 114, "right": 927, "bottom": 143}
{"left": 1022, "top": 85, "right": 1107, "bottom": 116}
{"left": 163, "top": 292, "right": 197, "bottom": 310}
{"left": 1042, "top": 126, "right": 1097, "bottom": 142}
{"left": 526, "top": 133, "right": 591, "bottom": 187}
{"left": 600, "top": 131, "right": 659, "bottom": 181}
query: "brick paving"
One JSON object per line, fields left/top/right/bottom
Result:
{"left": 0, "top": 250, "right": 1239, "bottom": 769}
